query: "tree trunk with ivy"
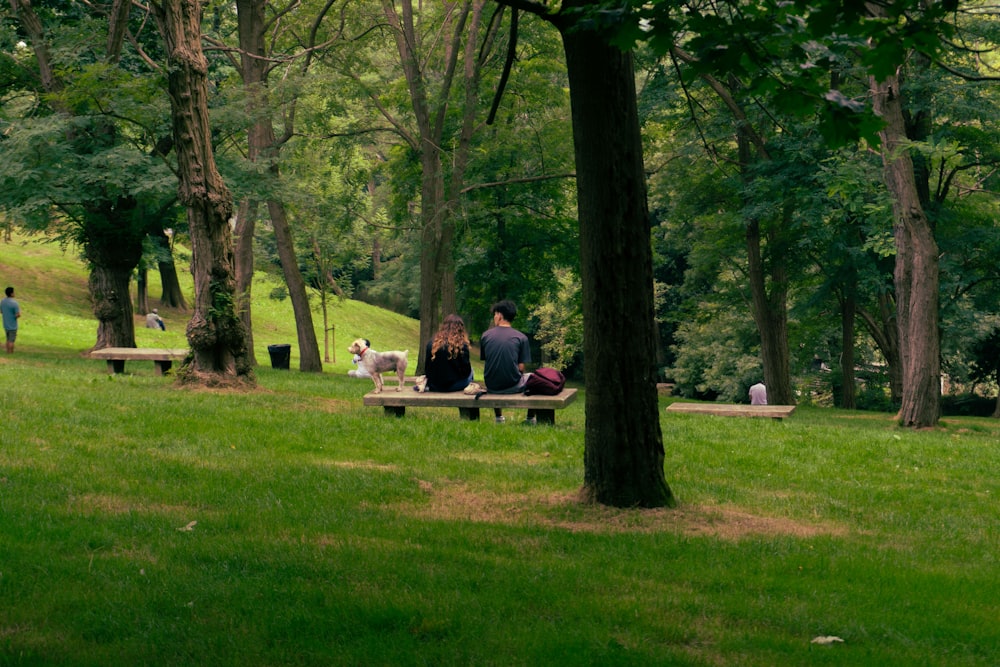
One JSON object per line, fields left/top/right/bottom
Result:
{"left": 152, "top": 0, "right": 253, "bottom": 386}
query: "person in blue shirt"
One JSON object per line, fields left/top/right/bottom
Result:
{"left": 1, "top": 286, "right": 21, "bottom": 354}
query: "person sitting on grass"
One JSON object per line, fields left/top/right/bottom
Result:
{"left": 145, "top": 309, "right": 165, "bottom": 331}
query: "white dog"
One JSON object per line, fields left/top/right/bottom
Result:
{"left": 347, "top": 338, "right": 408, "bottom": 393}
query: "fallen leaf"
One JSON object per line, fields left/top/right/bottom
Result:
{"left": 811, "top": 636, "right": 844, "bottom": 645}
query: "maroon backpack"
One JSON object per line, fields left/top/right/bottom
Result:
{"left": 525, "top": 367, "right": 566, "bottom": 395}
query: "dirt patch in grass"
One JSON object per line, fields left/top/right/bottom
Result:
{"left": 71, "top": 493, "right": 199, "bottom": 520}
{"left": 314, "top": 398, "right": 356, "bottom": 413}
{"left": 401, "top": 481, "right": 847, "bottom": 540}
{"left": 325, "top": 460, "right": 399, "bottom": 472}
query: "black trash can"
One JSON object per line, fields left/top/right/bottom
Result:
{"left": 267, "top": 344, "right": 291, "bottom": 370}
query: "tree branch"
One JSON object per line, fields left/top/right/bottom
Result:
{"left": 460, "top": 172, "right": 575, "bottom": 194}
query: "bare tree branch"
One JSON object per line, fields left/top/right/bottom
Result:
{"left": 460, "top": 172, "right": 575, "bottom": 194}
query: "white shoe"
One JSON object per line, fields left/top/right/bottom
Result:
{"left": 495, "top": 416, "right": 506, "bottom": 424}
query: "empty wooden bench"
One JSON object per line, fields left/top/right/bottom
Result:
{"left": 363, "top": 388, "right": 578, "bottom": 424}
{"left": 665, "top": 402, "right": 796, "bottom": 420}
{"left": 88, "top": 347, "right": 189, "bottom": 376}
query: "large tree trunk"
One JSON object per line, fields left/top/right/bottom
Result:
{"left": 236, "top": 0, "right": 322, "bottom": 372}
{"left": 871, "top": 70, "right": 940, "bottom": 427}
{"left": 81, "top": 201, "right": 145, "bottom": 350}
{"left": 90, "top": 263, "right": 136, "bottom": 349}
{"left": 559, "top": 7, "right": 674, "bottom": 508}
{"left": 152, "top": 0, "right": 253, "bottom": 386}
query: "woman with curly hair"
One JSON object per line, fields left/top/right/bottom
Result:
{"left": 423, "top": 314, "right": 474, "bottom": 392}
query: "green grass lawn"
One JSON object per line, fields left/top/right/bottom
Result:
{"left": 1, "top": 236, "right": 998, "bottom": 666}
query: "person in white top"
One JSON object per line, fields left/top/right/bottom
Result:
{"left": 749, "top": 382, "right": 767, "bottom": 405}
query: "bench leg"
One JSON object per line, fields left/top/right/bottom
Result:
{"left": 107, "top": 360, "right": 125, "bottom": 374}
{"left": 458, "top": 407, "right": 480, "bottom": 421}
{"left": 383, "top": 406, "right": 405, "bottom": 418}
{"left": 154, "top": 360, "right": 173, "bottom": 376}
{"left": 535, "top": 409, "right": 556, "bottom": 425}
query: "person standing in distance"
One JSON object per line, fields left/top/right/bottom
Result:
{"left": 480, "top": 299, "right": 534, "bottom": 424}
{"left": 2, "top": 286, "right": 21, "bottom": 354}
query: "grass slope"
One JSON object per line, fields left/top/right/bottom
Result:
{"left": 1, "top": 235, "right": 998, "bottom": 666}
{"left": 0, "top": 233, "right": 420, "bottom": 368}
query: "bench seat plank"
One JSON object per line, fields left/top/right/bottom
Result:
{"left": 665, "top": 402, "right": 795, "bottom": 420}
{"left": 89, "top": 347, "right": 189, "bottom": 376}
{"left": 363, "top": 387, "right": 577, "bottom": 424}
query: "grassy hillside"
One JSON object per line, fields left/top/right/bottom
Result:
{"left": 0, "top": 232, "right": 420, "bottom": 370}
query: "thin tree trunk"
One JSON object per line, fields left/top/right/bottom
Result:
{"left": 745, "top": 217, "right": 793, "bottom": 405}
{"left": 381, "top": 0, "right": 491, "bottom": 373}
{"left": 416, "top": 142, "right": 449, "bottom": 370}
{"left": 858, "top": 291, "right": 902, "bottom": 405}
{"left": 152, "top": 0, "right": 252, "bottom": 386}
{"left": 236, "top": 0, "right": 322, "bottom": 372}
{"left": 993, "top": 367, "right": 1000, "bottom": 419}
{"left": 234, "top": 199, "right": 258, "bottom": 367}
{"left": 739, "top": 124, "right": 793, "bottom": 406}
{"left": 137, "top": 267, "right": 150, "bottom": 317}
{"left": 840, "top": 291, "right": 857, "bottom": 409}
{"left": 268, "top": 200, "right": 323, "bottom": 371}
{"left": 153, "top": 229, "right": 187, "bottom": 309}
{"left": 878, "top": 291, "right": 903, "bottom": 405}
{"left": 559, "top": 7, "right": 674, "bottom": 508}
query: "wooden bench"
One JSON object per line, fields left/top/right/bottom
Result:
{"left": 363, "top": 387, "right": 578, "bottom": 424}
{"left": 665, "top": 402, "right": 796, "bottom": 420}
{"left": 88, "top": 347, "right": 189, "bottom": 376}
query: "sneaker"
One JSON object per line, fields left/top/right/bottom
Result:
{"left": 522, "top": 416, "right": 537, "bottom": 426}
{"left": 495, "top": 416, "right": 506, "bottom": 424}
